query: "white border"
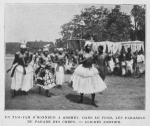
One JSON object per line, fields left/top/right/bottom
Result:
{"left": 0, "top": 0, "right": 150, "bottom": 126}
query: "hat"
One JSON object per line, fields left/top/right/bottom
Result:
{"left": 20, "top": 39, "right": 27, "bottom": 49}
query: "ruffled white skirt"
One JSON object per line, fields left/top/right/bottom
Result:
{"left": 71, "top": 64, "right": 107, "bottom": 94}
{"left": 11, "top": 64, "right": 34, "bottom": 91}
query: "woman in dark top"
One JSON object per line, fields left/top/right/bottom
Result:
{"left": 7, "top": 42, "right": 34, "bottom": 98}
{"left": 70, "top": 41, "right": 107, "bottom": 107}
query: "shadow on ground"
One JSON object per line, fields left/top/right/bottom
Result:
{"left": 65, "top": 93, "right": 98, "bottom": 106}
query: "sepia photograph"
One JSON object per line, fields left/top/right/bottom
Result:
{"left": 4, "top": 3, "right": 145, "bottom": 111}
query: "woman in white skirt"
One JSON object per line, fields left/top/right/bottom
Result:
{"left": 71, "top": 42, "right": 107, "bottom": 107}
{"left": 55, "top": 48, "right": 65, "bottom": 88}
{"left": 7, "top": 41, "right": 34, "bottom": 98}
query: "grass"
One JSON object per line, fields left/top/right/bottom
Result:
{"left": 5, "top": 58, "right": 145, "bottom": 110}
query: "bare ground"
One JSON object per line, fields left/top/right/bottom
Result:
{"left": 5, "top": 58, "right": 145, "bottom": 110}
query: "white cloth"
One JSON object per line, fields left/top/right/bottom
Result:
{"left": 108, "top": 59, "right": 115, "bottom": 72}
{"left": 121, "top": 61, "right": 126, "bottom": 76}
{"left": 65, "top": 59, "right": 73, "bottom": 71}
{"left": 55, "top": 65, "right": 64, "bottom": 85}
{"left": 137, "top": 61, "right": 145, "bottom": 74}
{"left": 11, "top": 65, "right": 34, "bottom": 91}
{"left": 121, "top": 67, "right": 126, "bottom": 76}
{"left": 137, "top": 54, "right": 144, "bottom": 63}
{"left": 126, "top": 60, "right": 133, "bottom": 73}
{"left": 71, "top": 64, "right": 107, "bottom": 94}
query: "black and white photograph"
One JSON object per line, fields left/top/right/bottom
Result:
{"left": 4, "top": 3, "right": 145, "bottom": 110}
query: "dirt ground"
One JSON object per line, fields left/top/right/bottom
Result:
{"left": 5, "top": 58, "right": 145, "bottom": 110}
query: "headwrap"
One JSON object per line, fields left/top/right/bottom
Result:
{"left": 43, "top": 47, "right": 49, "bottom": 52}
{"left": 20, "top": 39, "right": 27, "bottom": 48}
{"left": 43, "top": 45, "right": 49, "bottom": 52}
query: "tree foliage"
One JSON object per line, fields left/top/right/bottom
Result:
{"left": 60, "top": 5, "right": 144, "bottom": 44}
{"left": 107, "top": 5, "right": 132, "bottom": 41}
{"left": 131, "top": 5, "right": 145, "bottom": 41}
{"left": 61, "top": 5, "right": 145, "bottom": 42}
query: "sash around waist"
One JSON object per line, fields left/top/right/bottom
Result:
{"left": 11, "top": 64, "right": 33, "bottom": 74}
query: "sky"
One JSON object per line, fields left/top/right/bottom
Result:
{"left": 5, "top": 4, "right": 134, "bottom": 42}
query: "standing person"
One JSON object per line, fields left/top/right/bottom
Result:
{"left": 65, "top": 53, "right": 73, "bottom": 74}
{"left": 78, "top": 48, "right": 84, "bottom": 64}
{"left": 136, "top": 50, "right": 145, "bottom": 77}
{"left": 36, "top": 46, "right": 55, "bottom": 97}
{"left": 50, "top": 48, "right": 58, "bottom": 75}
{"left": 133, "top": 51, "right": 137, "bottom": 74}
{"left": 70, "top": 42, "right": 107, "bottom": 107}
{"left": 71, "top": 50, "right": 79, "bottom": 69}
{"left": 106, "top": 53, "right": 115, "bottom": 75}
{"left": 7, "top": 41, "right": 34, "bottom": 98}
{"left": 33, "top": 49, "right": 42, "bottom": 82}
{"left": 34, "top": 49, "right": 42, "bottom": 70}
{"left": 119, "top": 46, "right": 127, "bottom": 76}
{"left": 97, "top": 46, "right": 108, "bottom": 81}
{"left": 55, "top": 48, "right": 66, "bottom": 88}
{"left": 113, "top": 54, "right": 120, "bottom": 76}
{"left": 126, "top": 48, "right": 133, "bottom": 76}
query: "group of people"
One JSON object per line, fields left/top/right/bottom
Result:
{"left": 105, "top": 47, "right": 145, "bottom": 77}
{"left": 7, "top": 40, "right": 145, "bottom": 107}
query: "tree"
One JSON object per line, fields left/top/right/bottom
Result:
{"left": 131, "top": 5, "right": 145, "bottom": 41}
{"left": 60, "top": 6, "right": 110, "bottom": 42}
{"left": 80, "top": 6, "right": 110, "bottom": 41}
{"left": 106, "top": 5, "right": 132, "bottom": 42}
{"left": 60, "top": 5, "right": 138, "bottom": 43}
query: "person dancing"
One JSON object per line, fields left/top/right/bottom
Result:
{"left": 70, "top": 41, "right": 107, "bottom": 107}
{"left": 7, "top": 40, "right": 34, "bottom": 98}
{"left": 36, "top": 46, "right": 55, "bottom": 97}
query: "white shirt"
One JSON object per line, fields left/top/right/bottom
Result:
{"left": 137, "top": 54, "right": 144, "bottom": 62}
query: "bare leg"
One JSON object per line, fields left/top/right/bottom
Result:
{"left": 78, "top": 93, "right": 83, "bottom": 103}
{"left": 45, "top": 90, "right": 50, "bottom": 97}
{"left": 91, "top": 93, "right": 98, "bottom": 107}
{"left": 38, "top": 87, "right": 41, "bottom": 94}
{"left": 11, "top": 90, "right": 16, "bottom": 98}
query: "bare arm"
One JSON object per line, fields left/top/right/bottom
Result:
{"left": 7, "top": 53, "right": 18, "bottom": 73}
